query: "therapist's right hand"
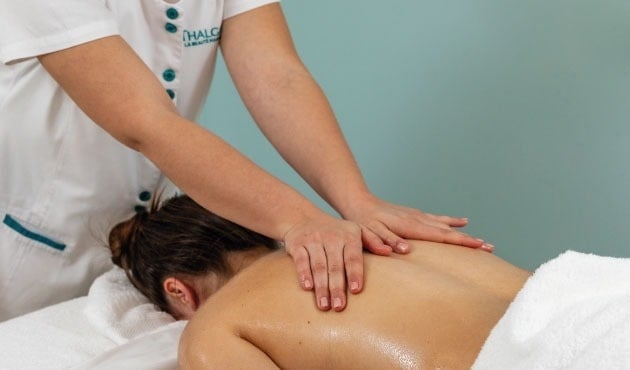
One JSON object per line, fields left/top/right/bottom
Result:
{"left": 283, "top": 216, "right": 363, "bottom": 312}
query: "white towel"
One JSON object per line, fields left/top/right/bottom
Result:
{"left": 0, "top": 297, "right": 116, "bottom": 370}
{"left": 473, "top": 250, "right": 630, "bottom": 370}
{"left": 71, "top": 320, "right": 186, "bottom": 370}
{"left": 84, "top": 266, "right": 175, "bottom": 344}
{"left": 0, "top": 266, "right": 175, "bottom": 370}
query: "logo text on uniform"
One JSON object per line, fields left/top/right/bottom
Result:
{"left": 183, "top": 27, "right": 221, "bottom": 47}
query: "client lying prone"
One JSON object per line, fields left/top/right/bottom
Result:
{"left": 108, "top": 195, "right": 531, "bottom": 369}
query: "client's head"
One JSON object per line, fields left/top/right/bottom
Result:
{"left": 108, "top": 194, "right": 279, "bottom": 319}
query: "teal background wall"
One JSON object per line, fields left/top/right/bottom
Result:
{"left": 200, "top": 0, "right": 630, "bottom": 270}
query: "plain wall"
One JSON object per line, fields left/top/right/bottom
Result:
{"left": 200, "top": 0, "right": 630, "bottom": 270}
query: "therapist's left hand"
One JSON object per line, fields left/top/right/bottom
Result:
{"left": 342, "top": 195, "right": 494, "bottom": 255}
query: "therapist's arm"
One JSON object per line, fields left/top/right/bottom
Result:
{"left": 220, "top": 4, "right": 492, "bottom": 253}
{"left": 37, "top": 34, "right": 361, "bottom": 311}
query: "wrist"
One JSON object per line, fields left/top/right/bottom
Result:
{"left": 277, "top": 202, "right": 332, "bottom": 241}
{"left": 335, "top": 189, "right": 379, "bottom": 221}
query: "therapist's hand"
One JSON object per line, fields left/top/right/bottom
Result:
{"left": 343, "top": 195, "right": 494, "bottom": 255}
{"left": 283, "top": 216, "right": 363, "bottom": 312}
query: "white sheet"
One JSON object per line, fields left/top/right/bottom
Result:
{"left": 473, "top": 250, "right": 630, "bottom": 369}
{"left": 71, "top": 321, "right": 185, "bottom": 370}
{"left": 0, "top": 267, "right": 178, "bottom": 370}
{"left": 0, "top": 296, "right": 116, "bottom": 369}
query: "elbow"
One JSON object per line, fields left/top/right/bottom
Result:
{"left": 117, "top": 134, "right": 143, "bottom": 153}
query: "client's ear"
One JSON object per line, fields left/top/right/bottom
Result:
{"left": 163, "top": 277, "right": 199, "bottom": 320}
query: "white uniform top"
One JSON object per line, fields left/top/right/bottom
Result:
{"left": 0, "top": 0, "right": 278, "bottom": 320}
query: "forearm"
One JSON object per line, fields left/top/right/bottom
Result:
{"left": 221, "top": 4, "right": 372, "bottom": 218}
{"left": 139, "top": 112, "right": 325, "bottom": 239}
{"left": 39, "top": 35, "right": 325, "bottom": 240}
{"left": 240, "top": 64, "right": 373, "bottom": 216}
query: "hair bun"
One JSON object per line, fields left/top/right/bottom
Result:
{"left": 109, "top": 211, "right": 148, "bottom": 270}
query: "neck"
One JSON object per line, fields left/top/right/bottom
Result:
{"left": 227, "top": 246, "right": 275, "bottom": 274}
{"left": 197, "top": 246, "right": 274, "bottom": 302}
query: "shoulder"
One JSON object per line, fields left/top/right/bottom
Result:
{"left": 178, "top": 251, "right": 294, "bottom": 368}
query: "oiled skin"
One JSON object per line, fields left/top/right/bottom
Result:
{"left": 179, "top": 241, "right": 531, "bottom": 369}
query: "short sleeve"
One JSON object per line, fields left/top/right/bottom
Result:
{"left": 223, "top": 0, "right": 281, "bottom": 20}
{"left": 0, "top": 0, "right": 119, "bottom": 64}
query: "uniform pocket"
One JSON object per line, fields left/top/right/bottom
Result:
{"left": 0, "top": 214, "right": 68, "bottom": 320}
{"left": 2, "top": 214, "right": 66, "bottom": 251}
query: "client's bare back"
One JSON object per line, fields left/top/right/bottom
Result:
{"left": 179, "top": 241, "right": 530, "bottom": 369}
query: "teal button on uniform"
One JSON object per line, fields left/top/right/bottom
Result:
{"left": 139, "top": 191, "right": 152, "bottom": 202}
{"left": 165, "top": 22, "right": 178, "bottom": 33}
{"left": 134, "top": 205, "right": 147, "bottom": 213}
{"left": 166, "top": 8, "right": 179, "bottom": 20}
{"left": 166, "top": 89, "right": 175, "bottom": 99}
{"left": 163, "top": 69, "right": 176, "bottom": 82}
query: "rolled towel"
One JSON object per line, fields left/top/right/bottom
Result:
{"left": 473, "top": 250, "right": 630, "bottom": 370}
{"left": 83, "top": 266, "right": 175, "bottom": 344}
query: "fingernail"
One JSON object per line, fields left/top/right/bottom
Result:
{"left": 303, "top": 280, "right": 313, "bottom": 289}
{"left": 397, "top": 241, "right": 409, "bottom": 252}
{"left": 482, "top": 243, "right": 495, "bottom": 252}
{"left": 333, "top": 298, "right": 342, "bottom": 309}
{"left": 476, "top": 238, "right": 485, "bottom": 242}
{"left": 350, "top": 282, "right": 359, "bottom": 292}
{"left": 319, "top": 297, "right": 329, "bottom": 309}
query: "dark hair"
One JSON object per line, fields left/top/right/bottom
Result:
{"left": 108, "top": 194, "right": 278, "bottom": 312}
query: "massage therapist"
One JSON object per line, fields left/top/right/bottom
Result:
{"left": 0, "top": 0, "right": 492, "bottom": 321}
